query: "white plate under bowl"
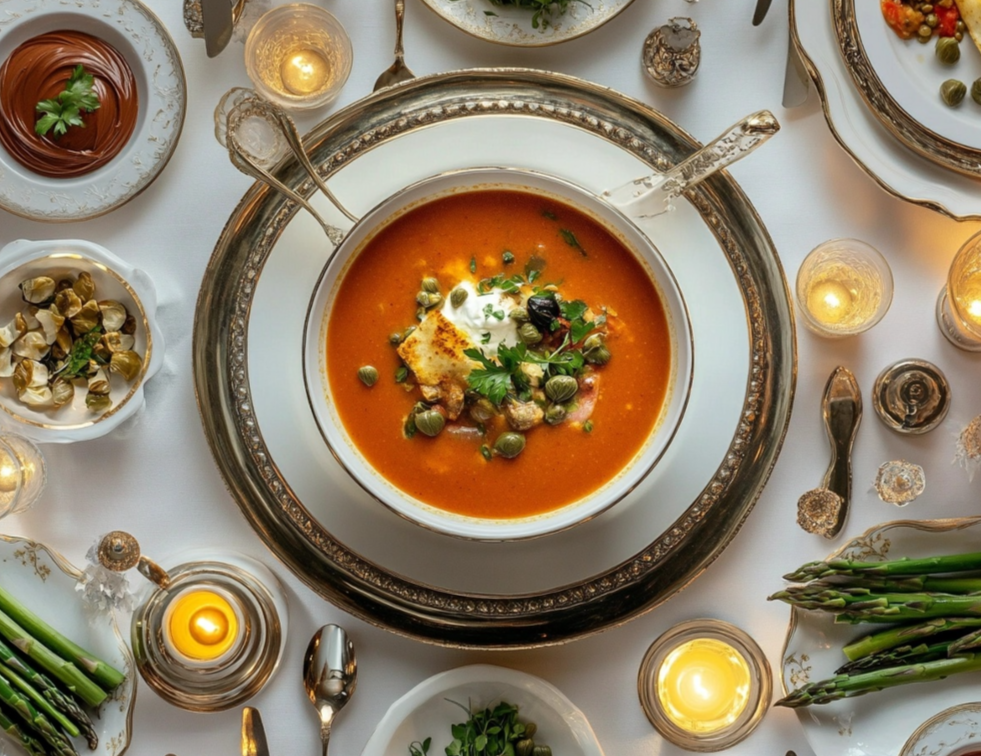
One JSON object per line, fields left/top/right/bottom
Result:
{"left": 781, "top": 516, "right": 981, "bottom": 756}
{"left": 361, "top": 664, "right": 604, "bottom": 756}
{"left": 0, "top": 534, "right": 136, "bottom": 756}
{"left": 303, "top": 167, "right": 693, "bottom": 542}
{"left": 0, "top": 0, "right": 185, "bottom": 222}
{"left": 0, "top": 239, "right": 165, "bottom": 444}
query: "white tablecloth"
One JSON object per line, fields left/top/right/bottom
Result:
{"left": 5, "top": 0, "right": 981, "bottom": 754}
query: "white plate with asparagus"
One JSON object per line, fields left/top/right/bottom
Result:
{"left": 778, "top": 516, "right": 981, "bottom": 756}
{"left": 0, "top": 535, "right": 134, "bottom": 756}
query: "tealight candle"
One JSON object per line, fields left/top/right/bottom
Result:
{"left": 796, "top": 239, "right": 893, "bottom": 337}
{"left": 639, "top": 619, "right": 771, "bottom": 752}
{"left": 164, "top": 588, "right": 241, "bottom": 663}
{"left": 937, "top": 230, "right": 981, "bottom": 351}
{"left": 245, "top": 4, "right": 353, "bottom": 111}
{"left": 0, "top": 434, "right": 45, "bottom": 519}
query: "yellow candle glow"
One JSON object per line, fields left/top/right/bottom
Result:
{"left": 805, "top": 279, "right": 855, "bottom": 326}
{"left": 166, "top": 590, "right": 239, "bottom": 661}
{"left": 655, "top": 638, "right": 751, "bottom": 734}
{"left": 952, "top": 276, "right": 981, "bottom": 330}
{"left": 280, "top": 47, "right": 330, "bottom": 96}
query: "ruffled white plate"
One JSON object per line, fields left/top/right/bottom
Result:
{"left": 781, "top": 516, "right": 981, "bottom": 756}
{"left": 0, "top": 534, "right": 136, "bottom": 756}
{"left": 361, "top": 665, "right": 604, "bottom": 756}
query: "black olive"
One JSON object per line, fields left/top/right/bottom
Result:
{"left": 526, "top": 295, "right": 560, "bottom": 331}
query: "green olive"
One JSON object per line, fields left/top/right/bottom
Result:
{"left": 357, "top": 366, "right": 378, "bottom": 387}
{"left": 415, "top": 409, "right": 445, "bottom": 437}
{"left": 936, "top": 36, "right": 960, "bottom": 64}
{"left": 545, "top": 375, "right": 578, "bottom": 403}
{"left": 518, "top": 322, "right": 543, "bottom": 345}
{"left": 421, "top": 277, "right": 440, "bottom": 293}
{"left": 532, "top": 746, "right": 552, "bottom": 756}
{"left": 494, "top": 432, "right": 526, "bottom": 459}
{"left": 515, "top": 740, "right": 535, "bottom": 756}
{"left": 450, "top": 287, "right": 468, "bottom": 308}
{"left": 972, "top": 78, "right": 981, "bottom": 105}
{"left": 941, "top": 78, "right": 967, "bottom": 106}
{"left": 510, "top": 306, "right": 530, "bottom": 323}
{"left": 586, "top": 344, "right": 612, "bottom": 365}
{"left": 544, "top": 403, "right": 567, "bottom": 425}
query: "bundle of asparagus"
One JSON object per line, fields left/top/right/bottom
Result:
{"left": 0, "top": 584, "right": 125, "bottom": 756}
{"left": 771, "top": 550, "right": 981, "bottom": 708}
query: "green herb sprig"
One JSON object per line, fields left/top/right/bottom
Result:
{"left": 35, "top": 65, "right": 101, "bottom": 139}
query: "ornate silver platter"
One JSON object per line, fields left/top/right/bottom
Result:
{"left": 193, "top": 69, "right": 795, "bottom": 648}
{"left": 419, "top": 0, "right": 635, "bottom": 47}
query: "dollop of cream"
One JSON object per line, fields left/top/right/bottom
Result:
{"left": 441, "top": 281, "right": 519, "bottom": 356}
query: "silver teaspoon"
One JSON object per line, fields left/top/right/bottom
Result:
{"left": 374, "top": 0, "right": 415, "bottom": 91}
{"left": 303, "top": 625, "right": 357, "bottom": 756}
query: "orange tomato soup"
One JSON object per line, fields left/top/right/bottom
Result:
{"left": 326, "top": 190, "right": 672, "bottom": 519}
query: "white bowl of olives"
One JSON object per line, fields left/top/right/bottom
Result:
{"left": 0, "top": 239, "right": 165, "bottom": 443}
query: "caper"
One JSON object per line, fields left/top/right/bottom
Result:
{"left": 450, "top": 287, "right": 468, "bottom": 308}
{"left": 922, "top": 3, "right": 934, "bottom": 11}
{"left": 389, "top": 332, "right": 403, "bottom": 345}
{"left": 357, "top": 366, "right": 378, "bottom": 387}
{"left": 523, "top": 723, "right": 537, "bottom": 739}
{"left": 544, "top": 403, "right": 567, "bottom": 425}
{"left": 545, "top": 375, "right": 578, "bottom": 403}
{"left": 494, "top": 432, "right": 526, "bottom": 459}
{"left": 416, "top": 307, "right": 427, "bottom": 321}
{"left": 926, "top": 12, "right": 939, "bottom": 27}
{"left": 532, "top": 746, "right": 552, "bottom": 756}
{"left": 421, "top": 277, "right": 440, "bottom": 293}
{"left": 425, "top": 292, "right": 442, "bottom": 308}
{"left": 936, "top": 36, "right": 960, "bottom": 64}
{"left": 582, "top": 333, "right": 604, "bottom": 352}
{"left": 416, "top": 291, "right": 430, "bottom": 306}
{"left": 515, "top": 740, "right": 535, "bottom": 756}
{"left": 469, "top": 397, "right": 497, "bottom": 423}
{"left": 415, "top": 409, "right": 445, "bottom": 437}
{"left": 972, "top": 78, "right": 981, "bottom": 105}
{"left": 510, "top": 306, "right": 530, "bottom": 323}
{"left": 941, "top": 78, "right": 967, "bottom": 106}
{"left": 956, "top": 30, "right": 964, "bottom": 41}
{"left": 918, "top": 23, "right": 933, "bottom": 38}
{"left": 586, "top": 344, "right": 612, "bottom": 365}
{"left": 518, "top": 322, "right": 543, "bottom": 345}
{"left": 957, "top": 19, "right": 967, "bottom": 31}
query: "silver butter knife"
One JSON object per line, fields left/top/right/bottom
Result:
{"left": 753, "top": 0, "right": 773, "bottom": 25}
{"left": 820, "top": 366, "right": 862, "bottom": 538}
{"left": 201, "top": 0, "right": 234, "bottom": 58}
{"left": 242, "top": 707, "right": 270, "bottom": 756}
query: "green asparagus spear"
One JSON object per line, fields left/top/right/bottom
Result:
{"left": 0, "top": 663, "right": 78, "bottom": 738}
{"left": 835, "top": 641, "right": 950, "bottom": 674}
{"left": 770, "top": 588, "right": 981, "bottom": 623}
{"left": 0, "top": 675, "right": 77, "bottom": 756}
{"left": 776, "top": 654, "right": 981, "bottom": 708}
{"left": 783, "top": 575, "right": 981, "bottom": 595}
{"left": 0, "top": 586, "right": 124, "bottom": 690}
{"left": 842, "top": 617, "right": 981, "bottom": 660}
{"left": 0, "top": 610, "right": 106, "bottom": 708}
{"left": 0, "top": 705, "right": 49, "bottom": 756}
{"left": 783, "top": 552, "right": 981, "bottom": 582}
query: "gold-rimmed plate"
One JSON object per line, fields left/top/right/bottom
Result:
{"left": 781, "top": 516, "right": 981, "bottom": 756}
{"left": 835, "top": 0, "right": 981, "bottom": 179}
{"left": 193, "top": 68, "right": 795, "bottom": 649}
{"left": 418, "top": 0, "right": 635, "bottom": 47}
{"left": 0, "top": 534, "right": 136, "bottom": 756}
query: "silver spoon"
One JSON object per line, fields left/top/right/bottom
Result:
{"left": 374, "top": 0, "right": 415, "bottom": 91}
{"left": 303, "top": 625, "right": 357, "bottom": 756}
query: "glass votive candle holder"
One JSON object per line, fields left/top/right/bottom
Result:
{"left": 245, "top": 3, "right": 353, "bottom": 111}
{"left": 796, "top": 238, "right": 893, "bottom": 337}
{"left": 937, "top": 229, "right": 981, "bottom": 351}
{"left": 638, "top": 618, "right": 771, "bottom": 752}
{"left": 900, "top": 702, "right": 981, "bottom": 756}
{"left": 0, "top": 433, "right": 45, "bottom": 519}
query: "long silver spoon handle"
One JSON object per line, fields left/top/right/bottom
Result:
{"left": 603, "top": 109, "right": 780, "bottom": 218}
{"left": 319, "top": 707, "right": 333, "bottom": 756}
{"left": 394, "top": 0, "right": 406, "bottom": 60}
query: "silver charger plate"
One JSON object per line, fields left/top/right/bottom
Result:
{"left": 193, "top": 68, "right": 795, "bottom": 648}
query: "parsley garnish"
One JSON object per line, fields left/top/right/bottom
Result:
{"left": 480, "top": 332, "right": 492, "bottom": 344}
{"left": 542, "top": 209, "right": 557, "bottom": 220}
{"left": 584, "top": 420, "right": 594, "bottom": 433}
{"left": 560, "top": 299, "right": 597, "bottom": 344}
{"left": 502, "top": 250, "right": 515, "bottom": 265}
{"left": 395, "top": 366, "right": 408, "bottom": 383}
{"left": 55, "top": 326, "right": 103, "bottom": 379}
{"left": 559, "top": 228, "right": 588, "bottom": 257}
{"left": 470, "top": 256, "right": 477, "bottom": 274}
{"left": 466, "top": 342, "right": 587, "bottom": 404}
{"left": 35, "top": 65, "right": 101, "bottom": 139}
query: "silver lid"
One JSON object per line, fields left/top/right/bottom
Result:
{"left": 872, "top": 359, "right": 950, "bottom": 434}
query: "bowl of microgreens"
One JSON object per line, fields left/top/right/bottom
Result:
{"left": 0, "top": 238, "right": 165, "bottom": 443}
{"left": 303, "top": 167, "right": 693, "bottom": 541}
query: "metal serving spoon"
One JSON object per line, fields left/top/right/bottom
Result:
{"left": 374, "top": 0, "right": 415, "bottom": 91}
{"left": 303, "top": 625, "right": 357, "bottom": 756}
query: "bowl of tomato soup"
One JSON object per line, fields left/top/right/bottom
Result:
{"left": 303, "top": 168, "right": 692, "bottom": 540}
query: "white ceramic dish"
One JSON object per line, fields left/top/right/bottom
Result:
{"left": 419, "top": 0, "right": 634, "bottom": 47}
{"left": 793, "top": 0, "right": 981, "bottom": 220}
{"left": 303, "top": 167, "right": 693, "bottom": 542}
{"left": 361, "top": 664, "right": 604, "bottom": 756}
{"left": 781, "top": 516, "right": 981, "bottom": 756}
{"left": 0, "top": 239, "right": 165, "bottom": 444}
{"left": 0, "top": 0, "right": 186, "bottom": 222}
{"left": 0, "top": 534, "right": 136, "bottom": 756}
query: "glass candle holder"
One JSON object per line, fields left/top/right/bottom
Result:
{"left": 638, "top": 619, "right": 771, "bottom": 752}
{"left": 937, "top": 230, "right": 981, "bottom": 351}
{"left": 131, "top": 551, "right": 287, "bottom": 711}
{"left": 900, "top": 702, "right": 981, "bottom": 756}
{"left": 796, "top": 239, "right": 893, "bottom": 337}
{"left": 245, "top": 4, "right": 353, "bottom": 111}
{"left": 0, "top": 433, "right": 45, "bottom": 519}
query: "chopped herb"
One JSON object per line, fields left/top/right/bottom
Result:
{"left": 571, "top": 319, "right": 595, "bottom": 344}
{"left": 559, "top": 228, "right": 588, "bottom": 257}
{"left": 480, "top": 332, "right": 492, "bottom": 344}
{"left": 470, "top": 256, "right": 477, "bottom": 274}
{"left": 482, "top": 303, "right": 494, "bottom": 318}
{"left": 542, "top": 209, "right": 557, "bottom": 220}
{"left": 549, "top": 318, "right": 561, "bottom": 332}
{"left": 480, "top": 445, "right": 493, "bottom": 461}
{"left": 403, "top": 413, "right": 417, "bottom": 438}
{"left": 484, "top": 9, "right": 498, "bottom": 14}
{"left": 465, "top": 347, "right": 516, "bottom": 405}
{"left": 55, "top": 326, "right": 104, "bottom": 379}
{"left": 502, "top": 250, "right": 515, "bottom": 265}
{"left": 583, "top": 420, "right": 594, "bottom": 433}
{"left": 559, "top": 299, "right": 588, "bottom": 321}
{"left": 395, "top": 366, "right": 409, "bottom": 383}
{"left": 407, "top": 737, "right": 430, "bottom": 756}
{"left": 35, "top": 64, "right": 101, "bottom": 138}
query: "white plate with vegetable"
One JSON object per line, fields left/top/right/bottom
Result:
{"left": 0, "top": 534, "right": 135, "bottom": 756}
{"left": 780, "top": 516, "right": 981, "bottom": 756}
{"left": 361, "top": 664, "right": 604, "bottom": 756}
